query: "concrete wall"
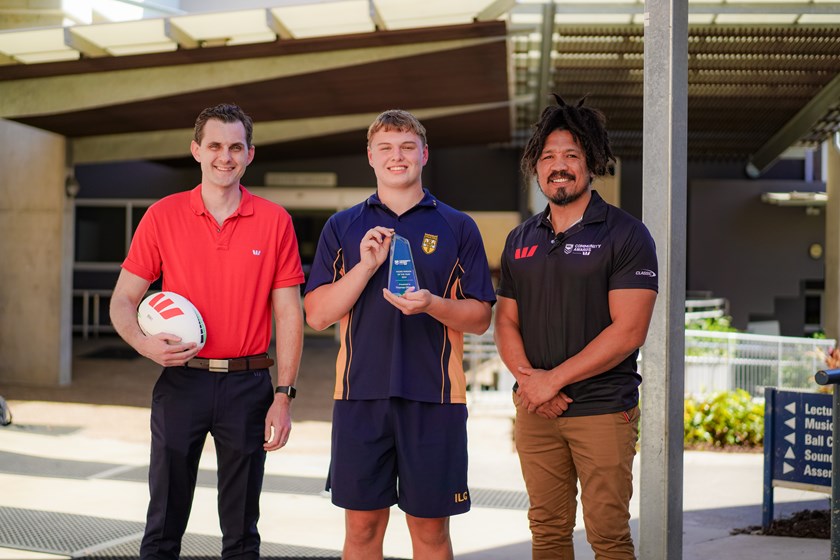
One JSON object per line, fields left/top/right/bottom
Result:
{"left": 619, "top": 155, "right": 824, "bottom": 336}
{"left": 0, "top": 119, "right": 70, "bottom": 386}
{"left": 824, "top": 141, "right": 840, "bottom": 339}
{"left": 688, "top": 179, "right": 825, "bottom": 333}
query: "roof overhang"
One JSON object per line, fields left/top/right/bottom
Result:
{"left": 2, "top": 1, "right": 840, "bottom": 170}
{"left": 0, "top": 5, "right": 513, "bottom": 165}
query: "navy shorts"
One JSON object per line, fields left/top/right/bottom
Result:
{"left": 327, "top": 397, "right": 470, "bottom": 518}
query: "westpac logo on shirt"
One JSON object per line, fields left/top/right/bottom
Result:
{"left": 514, "top": 245, "right": 538, "bottom": 259}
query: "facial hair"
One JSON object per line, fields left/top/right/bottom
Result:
{"left": 541, "top": 171, "right": 588, "bottom": 206}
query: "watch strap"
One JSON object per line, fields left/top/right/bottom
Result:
{"left": 275, "top": 385, "right": 296, "bottom": 398}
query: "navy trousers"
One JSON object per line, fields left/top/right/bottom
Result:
{"left": 139, "top": 366, "right": 274, "bottom": 560}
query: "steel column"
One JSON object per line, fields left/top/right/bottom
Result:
{"left": 639, "top": 0, "right": 688, "bottom": 559}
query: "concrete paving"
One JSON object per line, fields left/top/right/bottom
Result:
{"left": 0, "top": 335, "right": 831, "bottom": 559}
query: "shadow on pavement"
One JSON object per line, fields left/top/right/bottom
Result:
{"left": 0, "top": 334, "right": 340, "bottom": 423}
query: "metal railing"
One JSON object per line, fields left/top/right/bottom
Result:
{"left": 463, "top": 326, "right": 512, "bottom": 410}
{"left": 464, "top": 329, "right": 837, "bottom": 407}
{"left": 72, "top": 288, "right": 114, "bottom": 339}
{"left": 684, "top": 329, "right": 835, "bottom": 397}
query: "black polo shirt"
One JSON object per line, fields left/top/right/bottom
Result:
{"left": 496, "top": 190, "right": 658, "bottom": 416}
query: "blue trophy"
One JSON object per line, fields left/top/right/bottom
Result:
{"left": 388, "top": 233, "right": 420, "bottom": 295}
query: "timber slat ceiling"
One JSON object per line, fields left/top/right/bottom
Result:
{"left": 513, "top": 22, "right": 840, "bottom": 159}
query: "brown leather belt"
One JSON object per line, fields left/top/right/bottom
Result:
{"left": 186, "top": 354, "right": 274, "bottom": 373}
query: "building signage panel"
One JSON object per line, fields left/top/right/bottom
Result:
{"left": 771, "top": 390, "right": 832, "bottom": 487}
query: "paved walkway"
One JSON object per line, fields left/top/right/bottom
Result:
{"left": 0, "top": 336, "right": 831, "bottom": 559}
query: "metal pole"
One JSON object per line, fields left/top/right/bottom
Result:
{"left": 833, "top": 387, "right": 840, "bottom": 559}
{"left": 639, "top": 0, "right": 688, "bottom": 558}
{"left": 762, "top": 387, "right": 775, "bottom": 528}
{"left": 777, "top": 339, "right": 783, "bottom": 388}
{"left": 813, "top": 369, "right": 840, "bottom": 557}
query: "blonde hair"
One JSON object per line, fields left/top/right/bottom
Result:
{"left": 367, "top": 110, "right": 427, "bottom": 146}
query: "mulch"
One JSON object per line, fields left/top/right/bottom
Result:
{"left": 731, "top": 509, "right": 830, "bottom": 539}
{"left": 687, "top": 445, "right": 829, "bottom": 539}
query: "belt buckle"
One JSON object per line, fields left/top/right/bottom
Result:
{"left": 208, "top": 359, "right": 229, "bottom": 373}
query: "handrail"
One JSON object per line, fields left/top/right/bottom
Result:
{"left": 464, "top": 329, "right": 837, "bottom": 405}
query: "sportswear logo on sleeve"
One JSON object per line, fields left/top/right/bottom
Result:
{"left": 635, "top": 269, "right": 657, "bottom": 277}
{"left": 514, "top": 245, "right": 538, "bottom": 259}
{"left": 454, "top": 491, "right": 469, "bottom": 503}
{"left": 422, "top": 233, "right": 438, "bottom": 254}
{"left": 252, "top": 250, "right": 261, "bottom": 256}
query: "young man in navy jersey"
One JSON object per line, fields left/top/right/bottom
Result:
{"left": 304, "top": 110, "right": 496, "bottom": 560}
{"left": 495, "top": 96, "right": 658, "bottom": 559}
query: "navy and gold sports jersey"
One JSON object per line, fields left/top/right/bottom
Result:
{"left": 305, "top": 190, "right": 496, "bottom": 404}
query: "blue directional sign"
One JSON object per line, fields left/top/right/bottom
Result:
{"left": 763, "top": 388, "right": 833, "bottom": 527}
{"left": 770, "top": 389, "right": 832, "bottom": 487}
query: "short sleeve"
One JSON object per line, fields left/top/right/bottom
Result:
{"left": 273, "top": 209, "right": 305, "bottom": 289}
{"left": 495, "top": 229, "right": 517, "bottom": 299}
{"left": 304, "top": 216, "right": 345, "bottom": 294}
{"left": 609, "top": 221, "right": 658, "bottom": 292}
{"left": 457, "top": 217, "right": 496, "bottom": 304}
{"left": 122, "top": 204, "right": 162, "bottom": 283}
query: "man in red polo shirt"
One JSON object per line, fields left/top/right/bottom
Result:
{"left": 110, "top": 103, "right": 304, "bottom": 560}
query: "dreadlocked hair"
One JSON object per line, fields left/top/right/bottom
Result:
{"left": 520, "top": 94, "right": 615, "bottom": 182}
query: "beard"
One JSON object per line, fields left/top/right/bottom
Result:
{"left": 540, "top": 171, "right": 588, "bottom": 206}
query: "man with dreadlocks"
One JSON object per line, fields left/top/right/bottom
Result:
{"left": 494, "top": 95, "right": 658, "bottom": 559}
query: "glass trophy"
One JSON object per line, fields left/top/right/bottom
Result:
{"left": 388, "top": 233, "right": 420, "bottom": 295}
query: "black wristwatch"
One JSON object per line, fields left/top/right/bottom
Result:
{"left": 275, "top": 385, "right": 297, "bottom": 399}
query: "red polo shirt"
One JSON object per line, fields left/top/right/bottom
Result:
{"left": 123, "top": 185, "right": 304, "bottom": 358}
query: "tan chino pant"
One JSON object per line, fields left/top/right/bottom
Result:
{"left": 514, "top": 396, "right": 640, "bottom": 560}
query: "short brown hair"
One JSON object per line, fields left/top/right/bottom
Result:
{"left": 194, "top": 103, "right": 254, "bottom": 147}
{"left": 367, "top": 109, "right": 427, "bottom": 146}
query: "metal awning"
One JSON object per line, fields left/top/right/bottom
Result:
{"left": 509, "top": 0, "right": 840, "bottom": 171}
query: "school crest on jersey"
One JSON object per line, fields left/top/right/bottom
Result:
{"left": 422, "top": 233, "right": 438, "bottom": 255}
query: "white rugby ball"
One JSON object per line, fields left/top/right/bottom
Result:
{"left": 137, "top": 291, "right": 206, "bottom": 349}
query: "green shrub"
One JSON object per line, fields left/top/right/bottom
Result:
{"left": 685, "top": 316, "right": 740, "bottom": 358}
{"left": 685, "top": 315, "right": 739, "bottom": 333}
{"left": 684, "top": 389, "right": 764, "bottom": 448}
